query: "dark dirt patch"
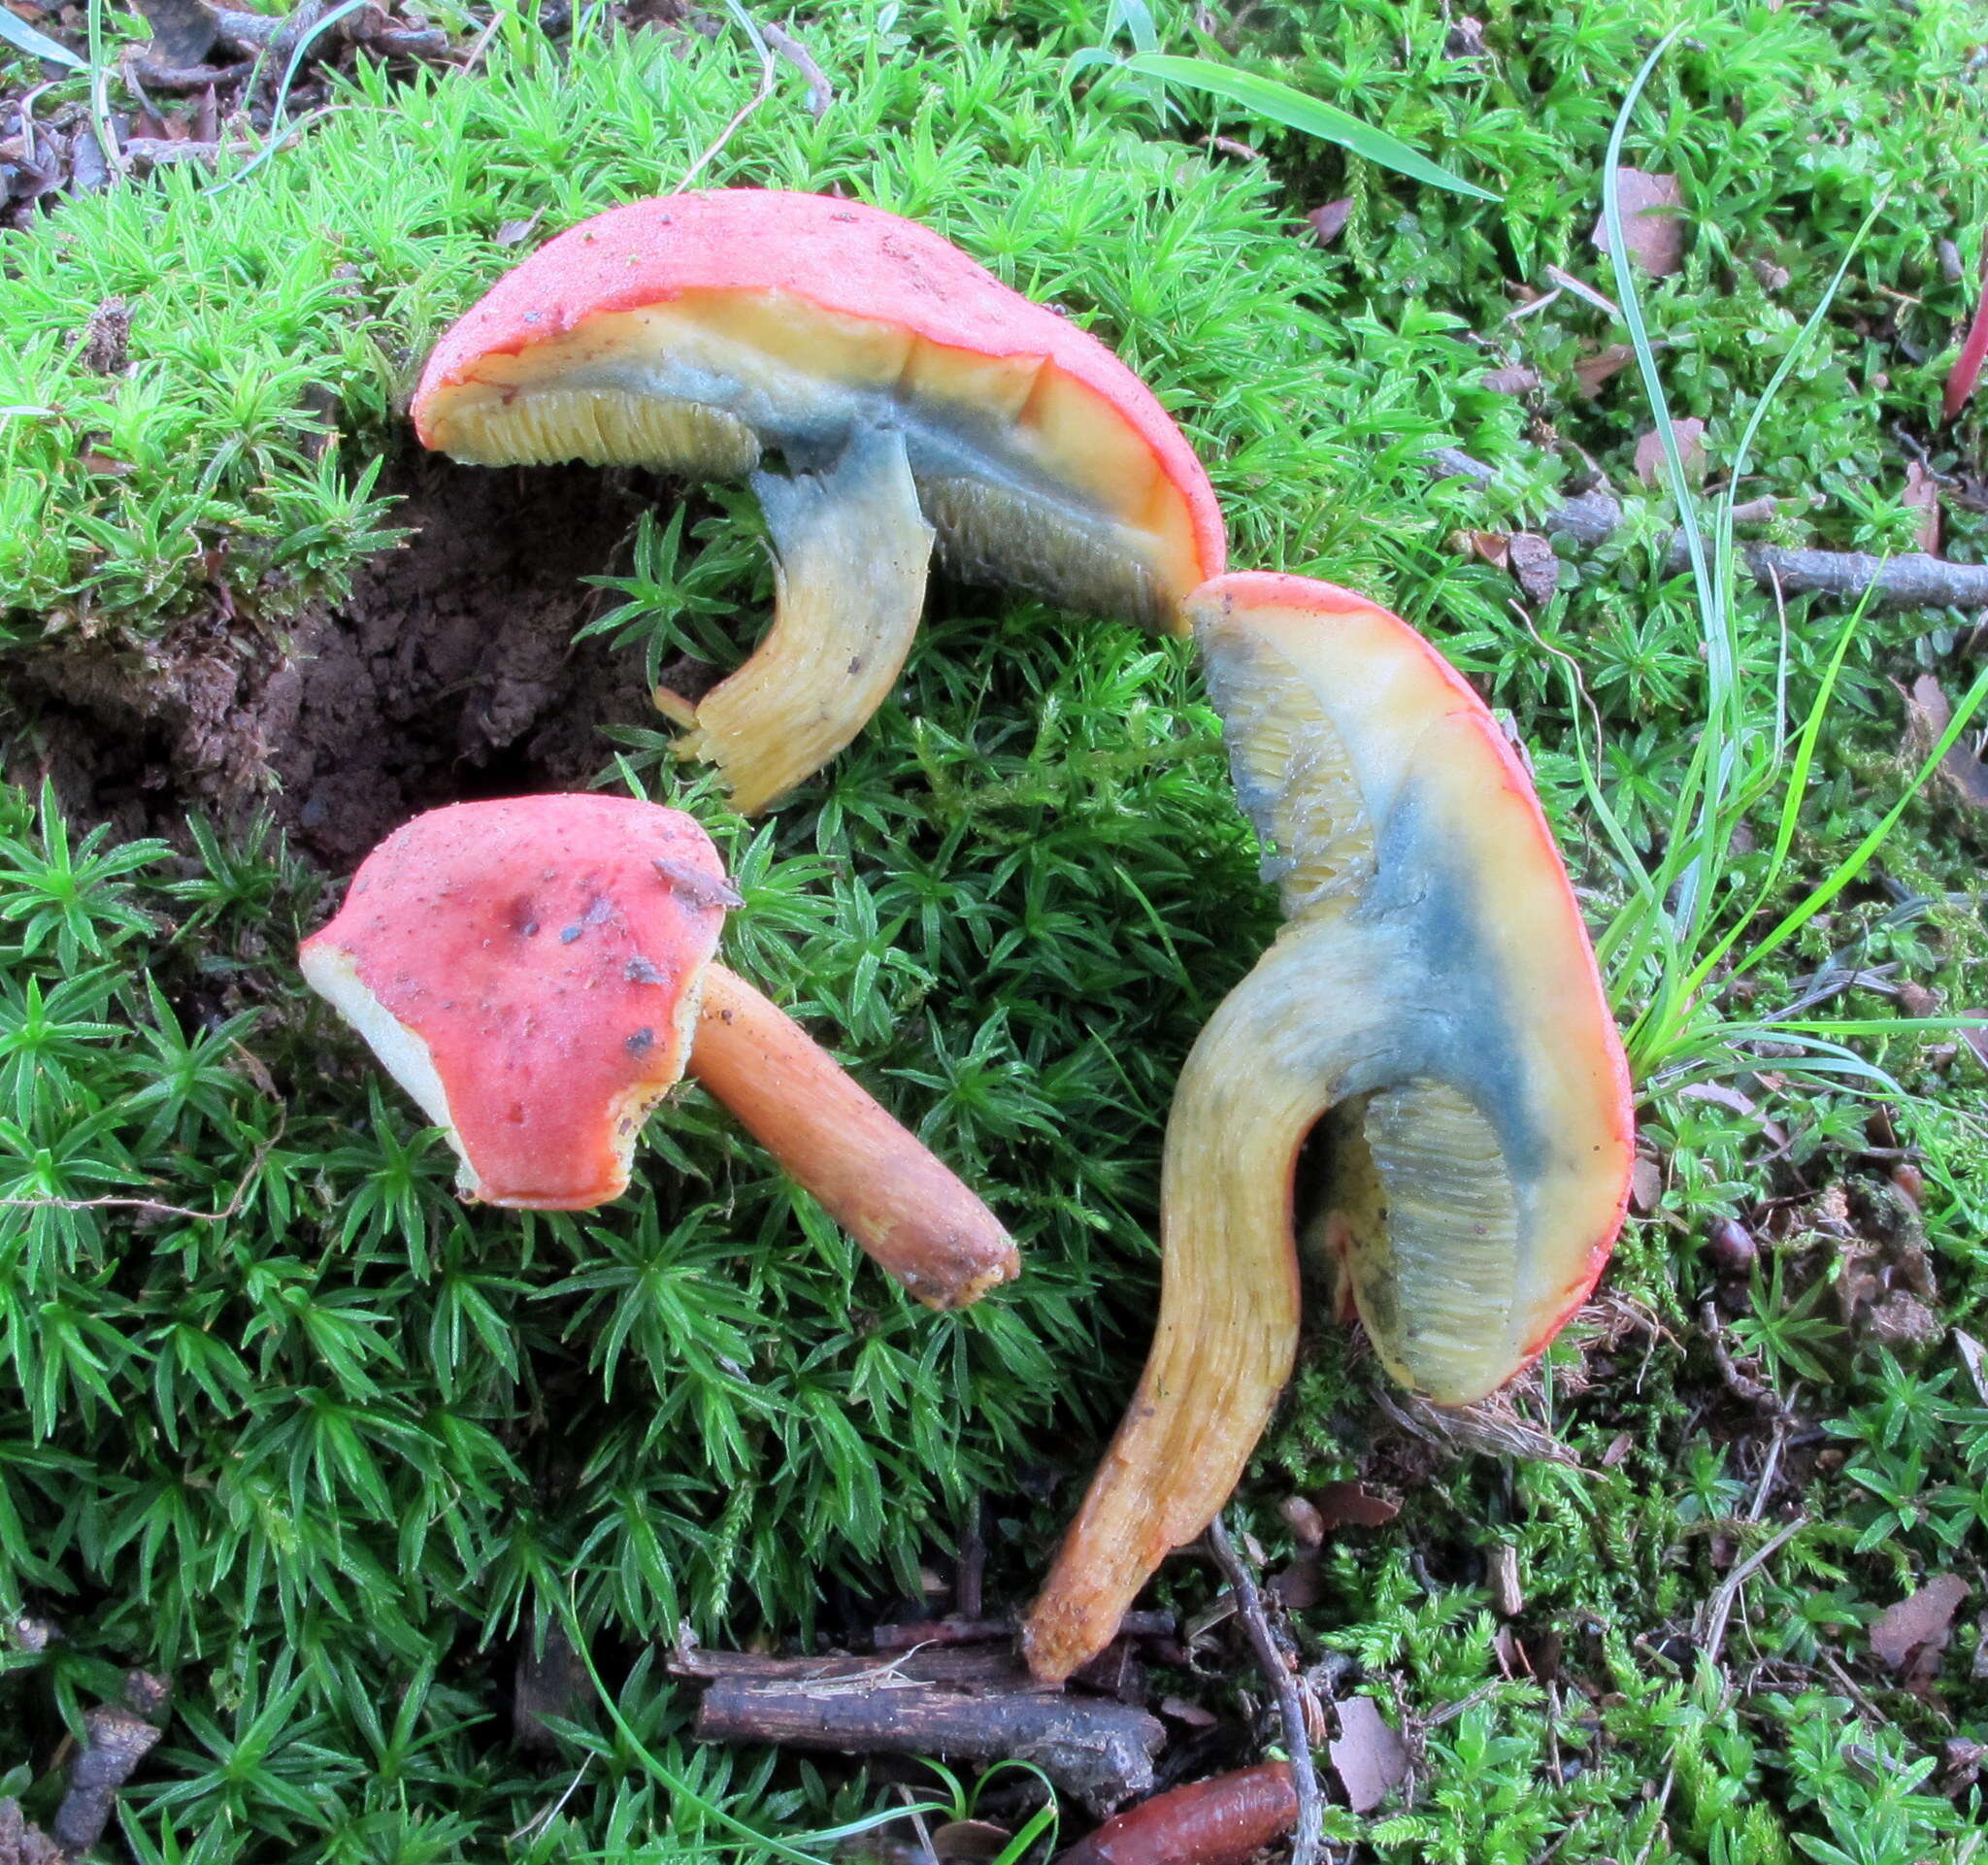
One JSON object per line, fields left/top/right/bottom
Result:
{"left": 3, "top": 449, "right": 681, "bottom": 867}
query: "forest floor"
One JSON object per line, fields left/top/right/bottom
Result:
{"left": 3, "top": 1, "right": 1988, "bottom": 1861}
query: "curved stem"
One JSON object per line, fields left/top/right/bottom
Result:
{"left": 1022, "top": 926, "right": 1393, "bottom": 1682}
{"left": 688, "top": 964, "right": 1017, "bottom": 1309}
{"left": 670, "top": 423, "right": 935, "bottom": 815}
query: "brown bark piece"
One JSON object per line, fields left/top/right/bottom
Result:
{"left": 692, "top": 1672, "right": 1163, "bottom": 1814}
{"left": 50, "top": 1707, "right": 163, "bottom": 1854}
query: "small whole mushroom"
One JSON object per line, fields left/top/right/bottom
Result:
{"left": 299, "top": 793, "right": 1017, "bottom": 1310}
{"left": 412, "top": 189, "right": 1226, "bottom": 813}
{"left": 1022, "top": 573, "right": 1634, "bottom": 1682}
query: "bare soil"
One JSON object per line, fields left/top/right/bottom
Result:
{"left": 2, "top": 450, "right": 669, "bottom": 866}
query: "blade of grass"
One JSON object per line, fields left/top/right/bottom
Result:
{"left": 0, "top": 10, "right": 87, "bottom": 69}
{"left": 1733, "top": 664, "right": 1988, "bottom": 982}
{"left": 1117, "top": 52, "right": 1500, "bottom": 200}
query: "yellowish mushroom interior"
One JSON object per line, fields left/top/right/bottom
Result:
{"left": 421, "top": 288, "right": 1201, "bottom": 628}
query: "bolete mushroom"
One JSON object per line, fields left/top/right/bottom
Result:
{"left": 298, "top": 793, "right": 1017, "bottom": 1309}
{"left": 412, "top": 189, "right": 1225, "bottom": 814}
{"left": 1021, "top": 572, "right": 1633, "bottom": 1681}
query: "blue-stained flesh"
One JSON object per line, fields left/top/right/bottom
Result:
{"left": 1200, "top": 623, "right": 1545, "bottom": 1400}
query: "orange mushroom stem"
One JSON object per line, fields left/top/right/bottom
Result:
{"left": 300, "top": 794, "right": 1016, "bottom": 1308}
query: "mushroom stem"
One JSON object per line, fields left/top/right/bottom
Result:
{"left": 1020, "top": 926, "right": 1372, "bottom": 1683}
{"left": 687, "top": 963, "right": 1018, "bottom": 1308}
{"left": 670, "top": 423, "right": 936, "bottom": 815}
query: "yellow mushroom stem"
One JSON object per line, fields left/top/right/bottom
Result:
{"left": 1021, "top": 923, "right": 1394, "bottom": 1683}
{"left": 687, "top": 963, "right": 1017, "bottom": 1309}
{"left": 668, "top": 424, "right": 936, "bottom": 815}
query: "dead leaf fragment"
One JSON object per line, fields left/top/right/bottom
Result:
{"left": 1904, "top": 461, "right": 1942, "bottom": 555}
{"left": 1461, "top": 529, "right": 1511, "bottom": 570}
{"left": 1482, "top": 363, "right": 1540, "bottom": 395}
{"left": 1307, "top": 199, "right": 1353, "bottom": 246}
{"left": 1329, "top": 1697, "right": 1409, "bottom": 1813}
{"left": 1311, "top": 1482, "right": 1400, "bottom": 1530}
{"left": 1158, "top": 1694, "right": 1219, "bottom": 1729}
{"left": 1269, "top": 1553, "right": 1324, "bottom": 1610}
{"left": 1870, "top": 1572, "right": 1968, "bottom": 1679}
{"left": 1574, "top": 342, "right": 1635, "bottom": 398}
{"left": 930, "top": 1820, "right": 1012, "bottom": 1861}
{"left": 1901, "top": 676, "right": 1988, "bottom": 812}
{"left": 1634, "top": 417, "right": 1706, "bottom": 487}
{"left": 1445, "top": 15, "right": 1487, "bottom": 58}
{"left": 1593, "top": 168, "right": 1685, "bottom": 278}
{"left": 1959, "top": 1015, "right": 1988, "bottom": 1074}
{"left": 1487, "top": 1543, "right": 1523, "bottom": 1616}
{"left": 1507, "top": 531, "right": 1560, "bottom": 605}
{"left": 1628, "top": 1154, "right": 1663, "bottom": 1214}
{"left": 1954, "top": 1330, "right": 1988, "bottom": 1407}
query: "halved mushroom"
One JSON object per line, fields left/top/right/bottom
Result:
{"left": 1021, "top": 572, "right": 1633, "bottom": 1681}
{"left": 299, "top": 793, "right": 1016, "bottom": 1309}
{"left": 412, "top": 189, "right": 1225, "bottom": 814}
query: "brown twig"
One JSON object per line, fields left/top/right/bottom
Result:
{"left": 1429, "top": 450, "right": 1988, "bottom": 611}
{"left": 762, "top": 21, "right": 832, "bottom": 119}
{"left": 1696, "top": 1299, "right": 1788, "bottom": 1418}
{"left": 1205, "top": 1516, "right": 1321, "bottom": 1865}
{"left": 1694, "top": 1517, "right": 1806, "bottom": 1665}
{"left": 0, "top": 1115, "right": 280, "bottom": 1226}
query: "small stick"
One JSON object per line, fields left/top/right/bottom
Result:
{"left": 1205, "top": 1516, "right": 1321, "bottom": 1865}
{"left": 1428, "top": 450, "right": 1988, "bottom": 612}
{"left": 691, "top": 1671, "right": 1163, "bottom": 1814}
{"left": 1695, "top": 1517, "right": 1805, "bottom": 1665}
{"left": 955, "top": 1495, "right": 985, "bottom": 1621}
{"left": 1696, "top": 1300, "right": 1788, "bottom": 1417}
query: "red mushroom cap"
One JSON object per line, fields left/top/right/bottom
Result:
{"left": 299, "top": 795, "right": 734, "bottom": 1209}
{"left": 413, "top": 189, "right": 1225, "bottom": 626}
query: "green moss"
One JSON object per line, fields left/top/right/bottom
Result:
{"left": 3, "top": 1, "right": 1987, "bottom": 1860}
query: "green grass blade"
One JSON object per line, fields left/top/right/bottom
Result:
{"left": 0, "top": 9, "right": 87, "bottom": 69}
{"left": 1118, "top": 52, "right": 1500, "bottom": 200}
{"left": 1736, "top": 664, "right": 1988, "bottom": 983}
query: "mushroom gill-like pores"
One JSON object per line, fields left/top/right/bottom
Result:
{"left": 298, "top": 794, "right": 1017, "bottom": 1309}
{"left": 1022, "top": 572, "right": 1634, "bottom": 1681}
{"left": 412, "top": 189, "right": 1225, "bottom": 814}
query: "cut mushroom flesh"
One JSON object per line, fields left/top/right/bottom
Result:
{"left": 1021, "top": 572, "right": 1632, "bottom": 1682}
{"left": 414, "top": 191, "right": 1225, "bottom": 809}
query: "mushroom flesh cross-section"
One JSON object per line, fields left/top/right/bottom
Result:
{"left": 412, "top": 188, "right": 1226, "bottom": 814}
{"left": 299, "top": 793, "right": 1017, "bottom": 1310}
{"left": 1021, "top": 572, "right": 1634, "bottom": 1682}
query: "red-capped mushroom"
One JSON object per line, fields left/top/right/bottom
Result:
{"left": 1022, "top": 573, "right": 1633, "bottom": 1681}
{"left": 299, "top": 793, "right": 1016, "bottom": 1309}
{"left": 412, "top": 189, "right": 1225, "bottom": 814}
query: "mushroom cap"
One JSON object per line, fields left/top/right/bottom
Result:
{"left": 298, "top": 794, "right": 734, "bottom": 1210}
{"left": 413, "top": 189, "right": 1225, "bottom": 629}
{"left": 1191, "top": 571, "right": 1634, "bottom": 1398}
